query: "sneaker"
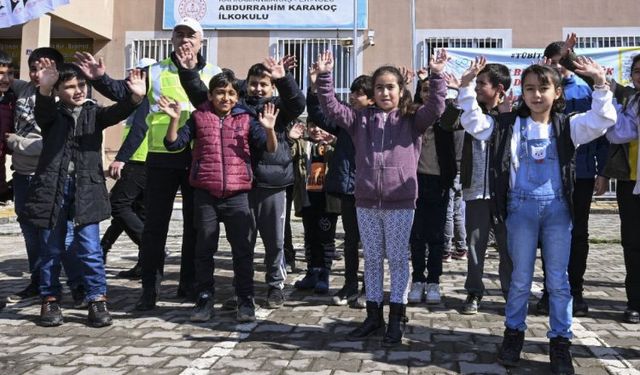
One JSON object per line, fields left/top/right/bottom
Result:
{"left": 442, "top": 253, "right": 453, "bottom": 263}
{"left": 452, "top": 249, "right": 468, "bottom": 261}
{"left": 135, "top": 288, "right": 157, "bottom": 311}
{"left": 425, "top": 283, "right": 441, "bottom": 304}
{"left": 314, "top": 268, "right": 329, "bottom": 294}
{"left": 40, "top": 298, "right": 63, "bottom": 327}
{"left": 190, "top": 292, "right": 215, "bottom": 322}
{"left": 117, "top": 264, "right": 142, "bottom": 279}
{"left": 351, "top": 287, "right": 366, "bottom": 309}
{"left": 71, "top": 285, "right": 88, "bottom": 309}
{"left": 265, "top": 288, "right": 285, "bottom": 309}
{"left": 6, "top": 282, "right": 39, "bottom": 303}
{"left": 497, "top": 327, "right": 525, "bottom": 367}
{"left": 237, "top": 297, "right": 256, "bottom": 322}
{"left": 549, "top": 337, "right": 575, "bottom": 375}
{"left": 294, "top": 268, "right": 320, "bottom": 290}
{"left": 536, "top": 292, "right": 550, "bottom": 316}
{"left": 461, "top": 294, "right": 481, "bottom": 315}
{"left": 88, "top": 300, "right": 112, "bottom": 327}
{"left": 222, "top": 295, "right": 238, "bottom": 311}
{"left": 407, "top": 282, "right": 425, "bottom": 304}
{"left": 624, "top": 309, "right": 640, "bottom": 324}
{"left": 332, "top": 283, "right": 359, "bottom": 306}
{"left": 572, "top": 294, "right": 589, "bottom": 317}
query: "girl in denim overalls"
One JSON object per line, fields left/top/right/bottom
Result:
{"left": 457, "top": 58, "right": 616, "bottom": 375}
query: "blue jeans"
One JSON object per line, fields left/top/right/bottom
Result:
{"left": 505, "top": 193, "right": 573, "bottom": 339}
{"left": 13, "top": 173, "right": 82, "bottom": 288}
{"left": 39, "top": 177, "right": 106, "bottom": 301}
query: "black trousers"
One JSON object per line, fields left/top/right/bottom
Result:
{"left": 193, "top": 189, "right": 255, "bottom": 298}
{"left": 107, "top": 162, "right": 146, "bottom": 258}
{"left": 283, "top": 185, "right": 295, "bottom": 265}
{"left": 617, "top": 180, "right": 640, "bottom": 311}
{"left": 340, "top": 194, "right": 361, "bottom": 286}
{"left": 140, "top": 166, "right": 196, "bottom": 291}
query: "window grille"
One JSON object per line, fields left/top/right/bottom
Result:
{"left": 423, "top": 37, "right": 503, "bottom": 65}
{"left": 127, "top": 38, "right": 209, "bottom": 70}
{"left": 276, "top": 38, "right": 353, "bottom": 103}
{"left": 576, "top": 35, "right": 640, "bottom": 48}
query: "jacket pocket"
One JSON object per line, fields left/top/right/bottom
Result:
{"left": 380, "top": 166, "right": 415, "bottom": 202}
{"left": 353, "top": 167, "right": 377, "bottom": 200}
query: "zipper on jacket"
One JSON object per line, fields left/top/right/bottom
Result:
{"left": 220, "top": 116, "right": 227, "bottom": 196}
{"left": 377, "top": 112, "right": 387, "bottom": 207}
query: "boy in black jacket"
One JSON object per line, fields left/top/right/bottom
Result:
{"left": 25, "top": 59, "right": 145, "bottom": 327}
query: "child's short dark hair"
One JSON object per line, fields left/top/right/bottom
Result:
{"left": 28, "top": 47, "right": 64, "bottom": 67}
{"left": 517, "top": 64, "right": 566, "bottom": 117}
{"left": 543, "top": 41, "right": 565, "bottom": 59}
{"left": 209, "top": 69, "right": 241, "bottom": 93}
{"left": 350, "top": 75, "right": 373, "bottom": 99}
{"left": 631, "top": 54, "right": 640, "bottom": 73}
{"left": 0, "top": 50, "right": 13, "bottom": 68}
{"left": 55, "top": 63, "right": 85, "bottom": 89}
{"left": 246, "top": 63, "right": 271, "bottom": 81}
{"left": 478, "top": 63, "right": 512, "bottom": 91}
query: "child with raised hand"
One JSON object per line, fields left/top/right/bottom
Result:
{"left": 457, "top": 56, "right": 616, "bottom": 374}
{"left": 315, "top": 49, "right": 448, "bottom": 346}
{"left": 160, "top": 69, "right": 278, "bottom": 323}
{"left": 26, "top": 58, "right": 145, "bottom": 328}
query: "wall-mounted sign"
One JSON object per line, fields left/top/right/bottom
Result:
{"left": 163, "top": 0, "right": 367, "bottom": 30}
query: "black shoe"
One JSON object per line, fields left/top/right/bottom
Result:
{"left": 6, "top": 282, "right": 39, "bottom": 303}
{"left": 331, "top": 283, "right": 359, "bottom": 306}
{"left": 536, "top": 292, "right": 549, "bottom": 316}
{"left": 294, "top": 268, "right": 320, "bottom": 290}
{"left": 190, "top": 292, "right": 215, "bottom": 322}
{"left": 71, "top": 285, "right": 88, "bottom": 309}
{"left": 382, "top": 302, "right": 408, "bottom": 347}
{"left": 117, "top": 264, "right": 142, "bottom": 279}
{"left": 346, "top": 301, "right": 385, "bottom": 341}
{"left": 265, "top": 288, "right": 285, "bottom": 309}
{"left": 222, "top": 295, "right": 238, "bottom": 311}
{"left": 572, "top": 294, "right": 589, "bottom": 317}
{"left": 549, "top": 337, "right": 575, "bottom": 375}
{"left": 135, "top": 289, "right": 157, "bottom": 311}
{"left": 237, "top": 296, "right": 256, "bottom": 322}
{"left": 88, "top": 300, "right": 112, "bottom": 328}
{"left": 40, "top": 298, "right": 63, "bottom": 327}
{"left": 497, "top": 328, "right": 525, "bottom": 367}
{"left": 461, "top": 294, "right": 481, "bottom": 315}
{"left": 314, "top": 268, "right": 329, "bottom": 294}
{"left": 624, "top": 309, "right": 640, "bottom": 324}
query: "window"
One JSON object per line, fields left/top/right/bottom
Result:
{"left": 275, "top": 37, "right": 354, "bottom": 102}
{"left": 564, "top": 27, "right": 640, "bottom": 48}
{"left": 416, "top": 29, "right": 512, "bottom": 67}
{"left": 127, "top": 38, "right": 209, "bottom": 70}
{"left": 423, "top": 37, "right": 503, "bottom": 64}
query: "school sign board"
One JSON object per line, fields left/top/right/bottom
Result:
{"left": 445, "top": 47, "right": 640, "bottom": 96}
{"left": 163, "top": 0, "right": 368, "bottom": 30}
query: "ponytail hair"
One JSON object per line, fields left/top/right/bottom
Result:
{"left": 371, "top": 65, "right": 418, "bottom": 117}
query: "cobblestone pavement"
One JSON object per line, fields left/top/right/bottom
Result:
{"left": 0, "top": 207, "right": 638, "bottom": 375}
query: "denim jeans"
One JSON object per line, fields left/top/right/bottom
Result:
{"left": 14, "top": 173, "right": 82, "bottom": 288}
{"left": 444, "top": 174, "right": 467, "bottom": 252}
{"left": 39, "top": 176, "right": 106, "bottom": 301}
{"left": 505, "top": 194, "right": 573, "bottom": 339}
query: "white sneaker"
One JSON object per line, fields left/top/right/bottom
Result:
{"left": 425, "top": 283, "right": 441, "bottom": 304}
{"left": 408, "top": 282, "right": 425, "bottom": 304}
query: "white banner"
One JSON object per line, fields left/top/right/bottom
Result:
{"left": 444, "top": 47, "right": 640, "bottom": 96}
{"left": 0, "top": 0, "right": 69, "bottom": 28}
{"left": 163, "top": 0, "right": 367, "bottom": 30}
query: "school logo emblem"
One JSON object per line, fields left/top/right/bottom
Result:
{"left": 178, "top": 0, "right": 206, "bottom": 21}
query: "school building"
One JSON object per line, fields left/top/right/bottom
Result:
{"left": 1, "top": 0, "right": 638, "bottom": 161}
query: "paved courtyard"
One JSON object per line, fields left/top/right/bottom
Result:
{"left": 0, "top": 204, "right": 639, "bottom": 374}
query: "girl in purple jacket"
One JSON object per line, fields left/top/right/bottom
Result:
{"left": 315, "top": 50, "right": 447, "bottom": 346}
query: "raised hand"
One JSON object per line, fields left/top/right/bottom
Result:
{"left": 73, "top": 52, "right": 106, "bottom": 80}
{"left": 308, "top": 62, "right": 320, "bottom": 89}
{"left": 108, "top": 161, "right": 125, "bottom": 180}
{"left": 281, "top": 55, "right": 298, "bottom": 71}
{"left": 126, "top": 68, "right": 147, "bottom": 102}
{"left": 36, "top": 58, "right": 59, "bottom": 93}
{"left": 442, "top": 72, "right": 461, "bottom": 90}
{"left": 459, "top": 56, "right": 487, "bottom": 87}
{"left": 157, "top": 95, "right": 181, "bottom": 119}
{"left": 561, "top": 32, "right": 578, "bottom": 58}
{"left": 259, "top": 102, "right": 280, "bottom": 130}
{"left": 498, "top": 90, "right": 518, "bottom": 113}
{"left": 573, "top": 56, "right": 606, "bottom": 86}
{"left": 416, "top": 67, "right": 429, "bottom": 82}
{"left": 315, "top": 50, "right": 334, "bottom": 74}
{"left": 536, "top": 56, "right": 554, "bottom": 66}
{"left": 288, "top": 122, "right": 306, "bottom": 140}
{"left": 399, "top": 66, "right": 415, "bottom": 85}
{"left": 429, "top": 49, "right": 449, "bottom": 75}
{"left": 264, "top": 57, "right": 285, "bottom": 80}
{"left": 176, "top": 44, "right": 197, "bottom": 70}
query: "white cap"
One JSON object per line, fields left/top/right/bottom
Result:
{"left": 173, "top": 17, "right": 203, "bottom": 36}
{"left": 136, "top": 57, "right": 157, "bottom": 69}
